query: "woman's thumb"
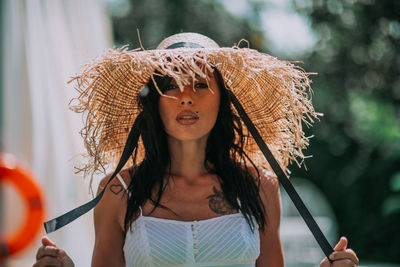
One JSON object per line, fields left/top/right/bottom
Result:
{"left": 41, "top": 236, "right": 57, "bottom": 247}
{"left": 334, "top": 236, "right": 348, "bottom": 251}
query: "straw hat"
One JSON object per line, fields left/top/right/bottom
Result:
{"left": 71, "top": 32, "right": 319, "bottom": 178}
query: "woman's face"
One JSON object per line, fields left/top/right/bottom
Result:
{"left": 158, "top": 72, "right": 220, "bottom": 141}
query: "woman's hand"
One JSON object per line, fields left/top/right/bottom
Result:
{"left": 33, "top": 236, "right": 75, "bottom": 267}
{"left": 320, "top": 237, "right": 359, "bottom": 267}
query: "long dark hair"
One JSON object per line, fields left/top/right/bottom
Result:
{"left": 124, "top": 69, "right": 266, "bottom": 232}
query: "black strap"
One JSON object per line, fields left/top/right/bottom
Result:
{"left": 228, "top": 91, "right": 334, "bottom": 262}
{"left": 43, "top": 113, "right": 143, "bottom": 233}
{"left": 166, "top": 42, "right": 204, "bottom": 49}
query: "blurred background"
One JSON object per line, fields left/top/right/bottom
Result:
{"left": 1, "top": 0, "right": 399, "bottom": 266}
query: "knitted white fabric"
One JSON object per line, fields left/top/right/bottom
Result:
{"left": 117, "top": 175, "right": 260, "bottom": 267}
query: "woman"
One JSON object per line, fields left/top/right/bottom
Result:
{"left": 34, "top": 33, "right": 359, "bottom": 267}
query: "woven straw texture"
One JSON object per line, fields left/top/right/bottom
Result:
{"left": 70, "top": 34, "right": 319, "bottom": 178}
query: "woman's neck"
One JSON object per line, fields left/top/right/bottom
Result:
{"left": 167, "top": 135, "right": 210, "bottom": 184}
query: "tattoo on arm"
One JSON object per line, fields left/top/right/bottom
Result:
{"left": 206, "top": 186, "right": 236, "bottom": 215}
{"left": 110, "top": 184, "right": 123, "bottom": 195}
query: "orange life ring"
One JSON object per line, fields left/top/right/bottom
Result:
{"left": 0, "top": 153, "right": 45, "bottom": 261}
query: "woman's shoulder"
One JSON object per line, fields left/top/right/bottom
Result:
{"left": 95, "top": 168, "right": 133, "bottom": 224}
{"left": 248, "top": 167, "right": 279, "bottom": 196}
{"left": 97, "top": 167, "right": 133, "bottom": 196}
{"left": 249, "top": 167, "right": 281, "bottom": 230}
{"left": 258, "top": 169, "right": 279, "bottom": 198}
{"left": 94, "top": 169, "right": 131, "bottom": 229}
{"left": 92, "top": 169, "right": 133, "bottom": 266}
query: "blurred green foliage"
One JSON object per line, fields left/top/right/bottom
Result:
{"left": 290, "top": 0, "right": 400, "bottom": 262}
{"left": 110, "top": 0, "right": 264, "bottom": 49}
{"left": 110, "top": 0, "right": 400, "bottom": 262}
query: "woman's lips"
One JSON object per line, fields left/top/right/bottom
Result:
{"left": 176, "top": 110, "right": 199, "bottom": 125}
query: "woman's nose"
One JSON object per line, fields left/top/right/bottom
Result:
{"left": 179, "top": 87, "right": 194, "bottom": 105}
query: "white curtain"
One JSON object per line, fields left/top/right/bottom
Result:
{"left": 2, "top": 0, "right": 112, "bottom": 266}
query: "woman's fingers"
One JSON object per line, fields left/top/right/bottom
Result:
{"left": 331, "top": 237, "right": 359, "bottom": 265}
{"left": 33, "top": 236, "right": 74, "bottom": 267}
{"left": 41, "top": 236, "right": 57, "bottom": 247}
{"left": 33, "top": 256, "right": 62, "bottom": 267}
{"left": 36, "top": 245, "right": 60, "bottom": 260}
{"left": 334, "top": 236, "right": 348, "bottom": 251}
{"left": 319, "top": 256, "right": 330, "bottom": 267}
{"left": 332, "top": 259, "right": 357, "bottom": 267}
{"left": 320, "top": 237, "right": 359, "bottom": 267}
{"left": 330, "top": 249, "right": 359, "bottom": 265}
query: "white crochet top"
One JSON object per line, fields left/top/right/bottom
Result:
{"left": 116, "top": 174, "right": 260, "bottom": 267}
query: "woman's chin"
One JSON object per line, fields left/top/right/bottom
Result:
{"left": 166, "top": 131, "right": 210, "bottom": 142}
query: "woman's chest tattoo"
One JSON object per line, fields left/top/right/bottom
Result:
{"left": 206, "top": 186, "right": 236, "bottom": 215}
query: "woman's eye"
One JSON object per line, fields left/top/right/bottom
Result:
{"left": 195, "top": 83, "right": 208, "bottom": 89}
{"left": 164, "top": 84, "right": 178, "bottom": 91}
